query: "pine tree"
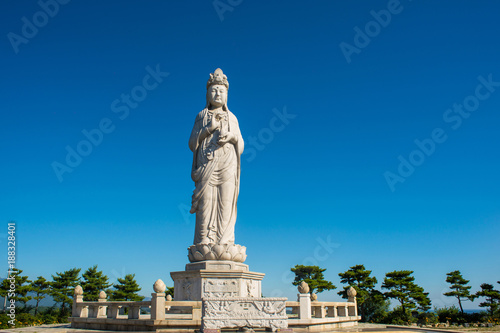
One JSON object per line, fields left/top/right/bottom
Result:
{"left": 473, "top": 283, "right": 500, "bottom": 316}
{"left": 81, "top": 265, "right": 111, "bottom": 301}
{"left": 382, "top": 270, "right": 431, "bottom": 314}
{"left": 0, "top": 268, "right": 32, "bottom": 308}
{"left": 443, "top": 270, "right": 472, "bottom": 314}
{"left": 50, "top": 268, "right": 81, "bottom": 314}
{"left": 338, "top": 264, "right": 379, "bottom": 320}
{"left": 31, "top": 276, "right": 51, "bottom": 315}
{"left": 166, "top": 286, "right": 174, "bottom": 298}
{"left": 291, "top": 265, "right": 336, "bottom": 295}
{"left": 109, "top": 274, "right": 144, "bottom": 301}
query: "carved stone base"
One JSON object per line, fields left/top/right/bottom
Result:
{"left": 201, "top": 297, "right": 289, "bottom": 332}
{"left": 170, "top": 261, "right": 264, "bottom": 301}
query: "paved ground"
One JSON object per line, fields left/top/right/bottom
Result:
{"left": 1, "top": 323, "right": 498, "bottom": 333}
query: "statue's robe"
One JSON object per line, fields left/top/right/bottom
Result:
{"left": 189, "top": 108, "right": 244, "bottom": 245}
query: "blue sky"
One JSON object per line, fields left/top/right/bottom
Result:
{"left": 1, "top": 0, "right": 499, "bottom": 310}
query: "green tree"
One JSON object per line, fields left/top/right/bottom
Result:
{"left": 382, "top": 270, "right": 431, "bottom": 314}
{"left": 109, "top": 274, "right": 144, "bottom": 301}
{"left": 338, "top": 264, "right": 379, "bottom": 320}
{"left": 166, "top": 286, "right": 174, "bottom": 298}
{"left": 50, "top": 268, "right": 81, "bottom": 314}
{"left": 473, "top": 283, "right": 500, "bottom": 316}
{"left": 363, "top": 292, "right": 391, "bottom": 323}
{"left": 291, "top": 265, "right": 336, "bottom": 295}
{"left": 0, "top": 268, "right": 32, "bottom": 309}
{"left": 81, "top": 265, "right": 111, "bottom": 301}
{"left": 31, "top": 276, "right": 51, "bottom": 315}
{"left": 443, "top": 270, "right": 472, "bottom": 314}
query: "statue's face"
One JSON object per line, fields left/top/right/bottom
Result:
{"left": 208, "top": 84, "right": 227, "bottom": 108}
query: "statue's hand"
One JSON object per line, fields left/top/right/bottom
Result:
{"left": 207, "top": 117, "right": 220, "bottom": 134}
{"left": 218, "top": 131, "right": 236, "bottom": 145}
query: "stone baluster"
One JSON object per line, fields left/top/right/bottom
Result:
{"left": 107, "top": 304, "right": 119, "bottom": 318}
{"left": 129, "top": 305, "right": 141, "bottom": 319}
{"left": 327, "top": 305, "right": 337, "bottom": 318}
{"left": 88, "top": 304, "right": 99, "bottom": 318}
{"left": 314, "top": 304, "right": 326, "bottom": 318}
{"left": 337, "top": 304, "right": 346, "bottom": 317}
{"left": 151, "top": 279, "right": 166, "bottom": 320}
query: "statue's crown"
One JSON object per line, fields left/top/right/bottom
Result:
{"left": 207, "top": 68, "right": 229, "bottom": 90}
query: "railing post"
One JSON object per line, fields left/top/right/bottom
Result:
{"left": 98, "top": 291, "right": 107, "bottom": 317}
{"left": 151, "top": 292, "right": 166, "bottom": 320}
{"left": 347, "top": 286, "right": 358, "bottom": 317}
{"left": 298, "top": 293, "right": 311, "bottom": 319}
{"left": 347, "top": 286, "right": 358, "bottom": 316}
{"left": 151, "top": 279, "right": 167, "bottom": 320}
{"left": 72, "top": 285, "right": 84, "bottom": 317}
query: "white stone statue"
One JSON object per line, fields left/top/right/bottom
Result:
{"left": 188, "top": 68, "right": 246, "bottom": 263}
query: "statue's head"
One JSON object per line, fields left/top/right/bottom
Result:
{"left": 206, "top": 68, "right": 229, "bottom": 110}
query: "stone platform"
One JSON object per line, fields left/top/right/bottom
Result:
{"left": 170, "top": 260, "right": 265, "bottom": 301}
{"left": 14, "top": 322, "right": 465, "bottom": 333}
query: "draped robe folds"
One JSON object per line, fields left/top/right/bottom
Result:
{"left": 189, "top": 108, "right": 244, "bottom": 245}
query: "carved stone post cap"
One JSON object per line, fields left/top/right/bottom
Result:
{"left": 310, "top": 292, "right": 318, "bottom": 301}
{"left": 153, "top": 279, "right": 167, "bottom": 293}
{"left": 166, "top": 294, "right": 173, "bottom": 301}
{"left": 298, "top": 281, "right": 310, "bottom": 294}
{"left": 74, "top": 285, "right": 83, "bottom": 296}
{"left": 99, "top": 290, "right": 107, "bottom": 299}
{"left": 347, "top": 286, "right": 357, "bottom": 297}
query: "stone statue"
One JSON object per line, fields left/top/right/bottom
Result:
{"left": 187, "top": 68, "right": 246, "bottom": 263}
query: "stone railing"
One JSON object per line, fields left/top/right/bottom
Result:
{"left": 286, "top": 299, "right": 358, "bottom": 319}
{"left": 285, "top": 286, "right": 361, "bottom": 328}
{"left": 70, "top": 280, "right": 205, "bottom": 331}
{"left": 70, "top": 281, "right": 361, "bottom": 331}
{"left": 72, "top": 286, "right": 202, "bottom": 321}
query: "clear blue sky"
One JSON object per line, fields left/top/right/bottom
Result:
{"left": 1, "top": 0, "right": 499, "bottom": 310}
